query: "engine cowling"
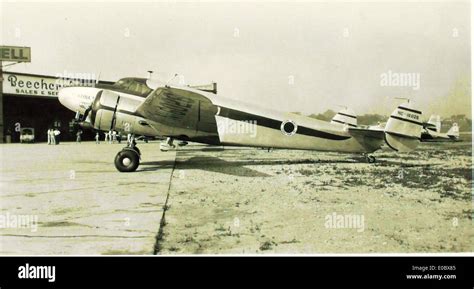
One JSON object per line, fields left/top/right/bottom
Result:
{"left": 90, "top": 90, "right": 157, "bottom": 136}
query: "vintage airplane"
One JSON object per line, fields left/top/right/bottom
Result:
{"left": 420, "top": 115, "right": 460, "bottom": 142}
{"left": 58, "top": 76, "right": 423, "bottom": 172}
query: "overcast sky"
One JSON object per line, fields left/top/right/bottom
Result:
{"left": 1, "top": 0, "right": 471, "bottom": 118}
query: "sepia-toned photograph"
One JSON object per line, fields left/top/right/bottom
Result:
{"left": 0, "top": 0, "right": 471, "bottom": 261}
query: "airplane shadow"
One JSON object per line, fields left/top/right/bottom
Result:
{"left": 178, "top": 146, "right": 227, "bottom": 152}
{"left": 139, "top": 144, "right": 440, "bottom": 175}
{"left": 140, "top": 156, "right": 270, "bottom": 177}
{"left": 139, "top": 156, "right": 434, "bottom": 175}
{"left": 139, "top": 155, "right": 375, "bottom": 176}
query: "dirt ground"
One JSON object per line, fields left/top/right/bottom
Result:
{"left": 158, "top": 137, "right": 472, "bottom": 254}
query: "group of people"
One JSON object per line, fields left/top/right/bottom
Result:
{"left": 48, "top": 129, "right": 133, "bottom": 144}
{"left": 47, "top": 128, "right": 61, "bottom": 145}
{"left": 94, "top": 130, "right": 124, "bottom": 144}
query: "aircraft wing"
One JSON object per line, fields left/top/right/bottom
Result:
{"left": 134, "top": 85, "right": 223, "bottom": 142}
{"left": 422, "top": 122, "right": 436, "bottom": 129}
{"left": 348, "top": 127, "right": 384, "bottom": 139}
{"left": 135, "top": 86, "right": 212, "bottom": 127}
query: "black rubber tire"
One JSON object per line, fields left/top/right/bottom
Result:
{"left": 367, "top": 155, "right": 376, "bottom": 163}
{"left": 133, "top": 146, "right": 141, "bottom": 157}
{"left": 121, "top": 146, "right": 141, "bottom": 157}
{"left": 114, "top": 149, "right": 140, "bottom": 172}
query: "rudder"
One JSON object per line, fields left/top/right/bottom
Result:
{"left": 447, "top": 123, "right": 460, "bottom": 139}
{"left": 384, "top": 102, "right": 422, "bottom": 152}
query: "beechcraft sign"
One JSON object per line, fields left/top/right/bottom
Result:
{"left": 0, "top": 46, "right": 31, "bottom": 62}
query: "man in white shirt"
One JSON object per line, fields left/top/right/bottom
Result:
{"left": 53, "top": 129, "right": 61, "bottom": 145}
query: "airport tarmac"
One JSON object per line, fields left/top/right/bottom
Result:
{"left": 0, "top": 138, "right": 472, "bottom": 254}
{"left": 0, "top": 142, "right": 176, "bottom": 255}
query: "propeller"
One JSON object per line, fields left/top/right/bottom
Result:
{"left": 81, "top": 105, "right": 92, "bottom": 122}
{"left": 109, "top": 95, "right": 121, "bottom": 131}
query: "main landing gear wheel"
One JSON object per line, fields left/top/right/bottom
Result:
{"left": 366, "top": 155, "right": 376, "bottom": 163}
{"left": 115, "top": 148, "right": 140, "bottom": 172}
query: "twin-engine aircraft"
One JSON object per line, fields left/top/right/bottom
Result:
{"left": 58, "top": 76, "right": 423, "bottom": 172}
{"left": 421, "top": 115, "right": 460, "bottom": 142}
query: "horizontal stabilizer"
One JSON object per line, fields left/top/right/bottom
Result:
{"left": 348, "top": 127, "right": 385, "bottom": 152}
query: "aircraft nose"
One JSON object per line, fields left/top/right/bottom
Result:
{"left": 58, "top": 87, "right": 78, "bottom": 112}
{"left": 58, "top": 87, "right": 100, "bottom": 114}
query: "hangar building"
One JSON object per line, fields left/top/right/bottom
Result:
{"left": 1, "top": 72, "right": 113, "bottom": 143}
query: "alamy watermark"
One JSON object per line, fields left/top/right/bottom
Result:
{"left": 0, "top": 212, "right": 38, "bottom": 232}
{"left": 324, "top": 212, "right": 365, "bottom": 233}
{"left": 55, "top": 70, "right": 97, "bottom": 88}
{"left": 18, "top": 263, "right": 55, "bottom": 283}
{"left": 380, "top": 70, "right": 420, "bottom": 90}
{"left": 217, "top": 119, "right": 258, "bottom": 138}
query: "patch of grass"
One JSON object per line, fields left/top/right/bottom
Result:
{"left": 249, "top": 223, "right": 261, "bottom": 233}
{"left": 181, "top": 235, "right": 196, "bottom": 243}
{"left": 297, "top": 168, "right": 316, "bottom": 176}
{"left": 259, "top": 241, "right": 276, "bottom": 251}
{"left": 343, "top": 176, "right": 365, "bottom": 186}
{"left": 446, "top": 168, "right": 472, "bottom": 181}
{"left": 215, "top": 224, "right": 226, "bottom": 232}
{"left": 280, "top": 238, "right": 300, "bottom": 244}
{"left": 438, "top": 183, "right": 470, "bottom": 201}
{"left": 40, "top": 221, "right": 91, "bottom": 228}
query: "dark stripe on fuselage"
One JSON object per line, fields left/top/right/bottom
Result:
{"left": 390, "top": 115, "right": 422, "bottom": 126}
{"left": 337, "top": 112, "right": 357, "bottom": 119}
{"left": 398, "top": 106, "right": 422, "bottom": 115}
{"left": 219, "top": 107, "right": 350, "bottom": 140}
{"left": 332, "top": 119, "right": 357, "bottom": 127}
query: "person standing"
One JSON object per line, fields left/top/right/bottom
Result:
{"left": 95, "top": 132, "right": 100, "bottom": 144}
{"left": 76, "top": 130, "right": 83, "bottom": 143}
{"left": 108, "top": 130, "right": 112, "bottom": 144}
{"left": 47, "top": 129, "right": 52, "bottom": 145}
{"left": 50, "top": 129, "right": 56, "bottom": 145}
{"left": 112, "top": 130, "right": 117, "bottom": 143}
{"left": 53, "top": 128, "right": 61, "bottom": 145}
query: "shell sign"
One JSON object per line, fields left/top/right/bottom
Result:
{"left": 0, "top": 46, "right": 31, "bottom": 62}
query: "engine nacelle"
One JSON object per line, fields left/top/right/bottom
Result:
{"left": 90, "top": 90, "right": 157, "bottom": 136}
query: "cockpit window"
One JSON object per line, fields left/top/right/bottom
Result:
{"left": 113, "top": 78, "right": 153, "bottom": 96}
